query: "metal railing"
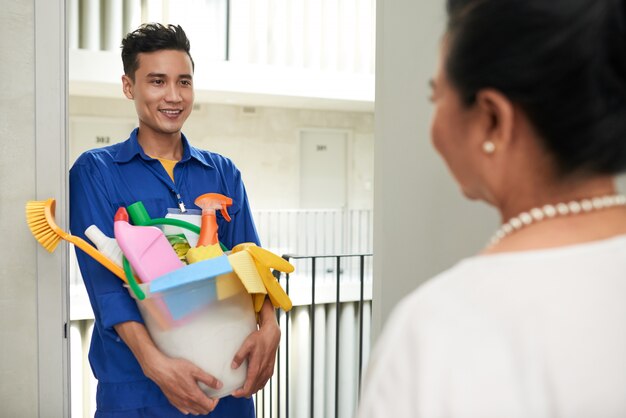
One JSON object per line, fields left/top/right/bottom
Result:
{"left": 254, "top": 253, "right": 373, "bottom": 418}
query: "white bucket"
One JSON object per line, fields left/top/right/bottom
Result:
{"left": 129, "top": 276, "right": 257, "bottom": 398}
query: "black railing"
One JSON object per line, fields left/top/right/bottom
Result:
{"left": 255, "top": 253, "right": 373, "bottom": 418}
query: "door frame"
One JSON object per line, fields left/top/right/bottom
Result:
{"left": 35, "top": 0, "right": 69, "bottom": 416}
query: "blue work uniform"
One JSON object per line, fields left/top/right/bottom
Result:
{"left": 70, "top": 128, "right": 259, "bottom": 417}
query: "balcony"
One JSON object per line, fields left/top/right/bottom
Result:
{"left": 69, "top": 0, "right": 375, "bottom": 111}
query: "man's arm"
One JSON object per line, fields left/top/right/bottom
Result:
{"left": 114, "top": 321, "right": 222, "bottom": 415}
{"left": 230, "top": 296, "right": 281, "bottom": 397}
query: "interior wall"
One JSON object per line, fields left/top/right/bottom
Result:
{"left": 69, "top": 97, "right": 375, "bottom": 210}
{"left": 0, "top": 1, "right": 38, "bottom": 416}
{"left": 372, "top": 0, "right": 498, "bottom": 337}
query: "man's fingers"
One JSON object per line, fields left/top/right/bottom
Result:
{"left": 231, "top": 363, "right": 256, "bottom": 397}
{"left": 188, "top": 378, "right": 221, "bottom": 414}
{"left": 183, "top": 393, "right": 212, "bottom": 416}
{"left": 232, "top": 336, "right": 254, "bottom": 369}
{"left": 176, "top": 369, "right": 220, "bottom": 415}
{"left": 149, "top": 356, "right": 221, "bottom": 415}
{"left": 231, "top": 388, "right": 248, "bottom": 398}
{"left": 209, "top": 398, "right": 220, "bottom": 410}
{"left": 193, "top": 369, "right": 223, "bottom": 390}
{"left": 234, "top": 354, "right": 263, "bottom": 397}
{"left": 239, "top": 377, "right": 254, "bottom": 398}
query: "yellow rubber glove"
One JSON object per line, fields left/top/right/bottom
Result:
{"left": 231, "top": 243, "right": 294, "bottom": 312}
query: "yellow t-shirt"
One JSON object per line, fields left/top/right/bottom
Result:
{"left": 151, "top": 156, "right": 178, "bottom": 182}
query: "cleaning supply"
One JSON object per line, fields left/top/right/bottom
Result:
{"left": 129, "top": 274, "right": 257, "bottom": 398}
{"left": 25, "top": 198, "right": 130, "bottom": 284}
{"left": 149, "top": 255, "right": 233, "bottom": 320}
{"left": 85, "top": 225, "right": 124, "bottom": 267}
{"left": 127, "top": 201, "right": 200, "bottom": 234}
{"left": 231, "top": 243, "right": 295, "bottom": 312}
{"left": 186, "top": 243, "right": 224, "bottom": 264}
{"left": 127, "top": 201, "right": 197, "bottom": 262}
{"left": 123, "top": 257, "right": 146, "bottom": 300}
{"left": 164, "top": 208, "right": 201, "bottom": 248}
{"left": 114, "top": 207, "right": 184, "bottom": 283}
{"left": 226, "top": 249, "right": 268, "bottom": 312}
{"left": 167, "top": 234, "right": 192, "bottom": 263}
{"left": 248, "top": 245, "right": 294, "bottom": 311}
{"left": 184, "top": 193, "right": 233, "bottom": 263}
{"left": 127, "top": 200, "right": 229, "bottom": 252}
{"left": 194, "top": 193, "right": 232, "bottom": 247}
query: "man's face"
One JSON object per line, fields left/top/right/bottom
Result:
{"left": 122, "top": 49, "right": 194, "bottom": 138}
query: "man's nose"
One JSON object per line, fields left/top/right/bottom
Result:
{"left": 165, "top": 84, "right": 182, "bottom": 102}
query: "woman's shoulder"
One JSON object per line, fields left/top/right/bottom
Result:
{"left": 393, "top": 253, "right": 540, "bottom": 326}
{"left": 403, "top": 259, "right": 478, "bottom": 306}
{"left": 402, "top": 236, "right": 626, "bottom": 321}
{"left": 386, "top": 261, "right": 478, "bottom": 334}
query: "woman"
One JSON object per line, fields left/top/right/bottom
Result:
{"left": 358, "top": 0, "right": 626, "bottom": 416}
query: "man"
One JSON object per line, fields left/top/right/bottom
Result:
{"left": 70, "top": 23, "right": 280, "bottom": 417}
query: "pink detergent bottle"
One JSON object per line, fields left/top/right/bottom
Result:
{"left": 114, "top": 207, "right": 184, "bottom": 283}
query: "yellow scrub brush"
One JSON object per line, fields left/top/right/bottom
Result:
{"left": 25, "top": 198, "right": 129, "bottom": 284}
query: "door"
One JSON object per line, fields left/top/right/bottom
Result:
{"left": 299, "top": 129, "right": 348, "bottom": 209}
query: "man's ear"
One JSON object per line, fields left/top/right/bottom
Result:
{"left": 122, "top": 74, "right": 134, "bottom": 100}
{"left": 474, "top": 89, "right": 514, "bottom": 150}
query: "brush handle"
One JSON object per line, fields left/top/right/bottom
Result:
{"left": 67, "top": 235, "right": 129, "bottom": 284}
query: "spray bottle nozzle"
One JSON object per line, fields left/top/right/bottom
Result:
{"left": 194, "top": 193, "right": 233, "bottom": 221}
{"left": 219, "top": 203, "right": 232, "bottom": 222}
{"left": 194, "top": 193, "right": 233, "bottom": 247}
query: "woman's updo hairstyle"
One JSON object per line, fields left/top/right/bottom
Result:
{"left": 445, "top": 0, "right": 626, "bottom": 176}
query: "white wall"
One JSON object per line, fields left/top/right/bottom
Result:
{"left": 372, "top": 0, "right": 498, "bottom": 337}
{"left": 69, "top": 97, "right": 375, "bottom": 210}
{"left": 0, "top": 1, "right": 38, "bottom": 416}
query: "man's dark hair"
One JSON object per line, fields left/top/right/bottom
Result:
{"left": 121, "top": 23, "right": 194, "bottom": 80}
{"left": 445, "top": 0, "right": 626, "bottom": 177}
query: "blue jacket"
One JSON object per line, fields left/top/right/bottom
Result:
{"left": 70, "top": 128, "right": 258, "bottom": 417}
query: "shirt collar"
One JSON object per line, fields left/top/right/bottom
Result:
{"left": 113, "top": 128, "right": 214, "bottom": 168}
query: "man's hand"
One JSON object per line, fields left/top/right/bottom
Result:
{"left": 143, "top": 353, "right": 221, "bottom": 415}
{"left": 114, "top": 321, "right": 221, "bottom": 415}
{"left": 231, "top": 297, "right": 281, "bottom": 398}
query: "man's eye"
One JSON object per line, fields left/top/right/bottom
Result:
{"left": 151, "top": 79, "right": 164, "bottom": 85}
{"left": 181, "top": 80, "right": 192, "bottom": 86}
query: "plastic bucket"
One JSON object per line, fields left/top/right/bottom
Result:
{"left": 129, "top": 274, "right": 257, "bottom": 398}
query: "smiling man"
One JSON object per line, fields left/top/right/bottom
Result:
{"left": 70, "top": 23, "right": 280, "bottom": 417}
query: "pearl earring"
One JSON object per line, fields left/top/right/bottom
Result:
{"left": 482, "top": 141, "right": 496, "bottom": 154}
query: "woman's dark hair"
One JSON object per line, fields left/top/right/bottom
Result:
{"left": 445, "top": 0, "right": 626, "bottom": 176}
{"left": 121, "top": 23, "right": 194, "bottom": 80}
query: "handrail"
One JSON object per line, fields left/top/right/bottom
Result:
{"left": 271, "top": 253, "right": 373, "bottom": 418}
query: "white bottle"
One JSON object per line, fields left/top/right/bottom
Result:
{"left": 85, "top": 225, "right": 124, "bottom": 268}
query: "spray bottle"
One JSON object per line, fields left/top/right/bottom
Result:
{"left": 185, "top": 193, "right": 232, "bottom": 264}
{"left": 113, "top": 207, "right": 184, "bottom": 283}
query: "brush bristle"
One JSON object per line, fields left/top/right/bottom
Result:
{"left": 25, "top": 199, "right": 61, "bottom": 252}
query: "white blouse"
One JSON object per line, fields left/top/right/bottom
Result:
{"left": 357, "top": 235, "right": 626, "bottom": 418}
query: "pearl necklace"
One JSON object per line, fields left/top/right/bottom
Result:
{"left": 488, "top": 194, "right": 626, "bottom": 246}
